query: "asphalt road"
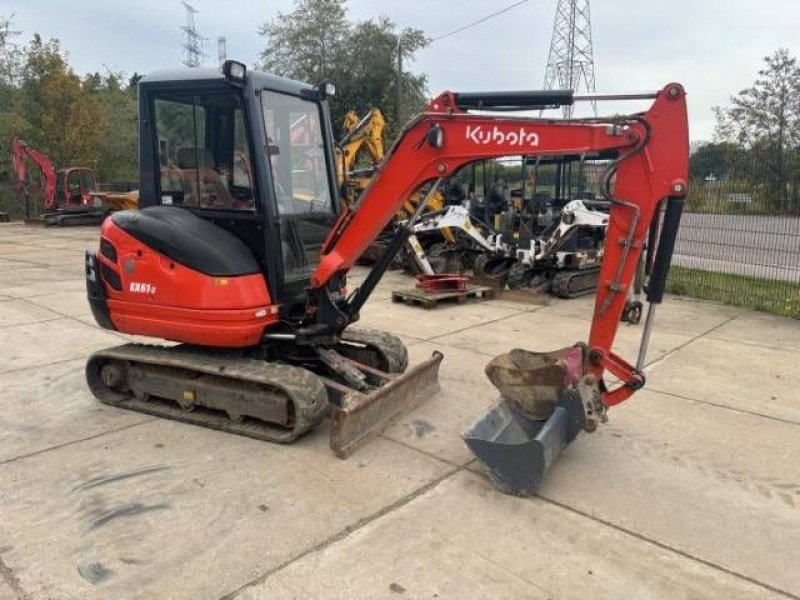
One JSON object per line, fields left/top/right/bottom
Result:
{"left": 673, "top": 212, "right": 800, "bottom": 283}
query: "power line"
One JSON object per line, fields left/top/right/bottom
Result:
{"left": 542, "top": 0, "right": 596, "bottom": 118}
{"left": 429, "top": 0, "right": 530, "bottom": 43}
{"left": 181, "top": 1, "right": 207, "bottom": 69}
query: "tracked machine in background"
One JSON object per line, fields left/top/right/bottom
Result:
{"left": 334, "top": 108, "right": 454, "bottom": 265}
{"left": 405, "top": 151, "right": 628, "bottom": 299}
{"left": 406, "top": 198, "right": 611, "bottom": 299}
{"left": 84, "top": 62, "right": 688, "bottom": 489}
{"left": 11, "top": 138, "right": 105, "bottom": 225}
{"left": 335, "top": 108, "right": 387, "bottom": 206}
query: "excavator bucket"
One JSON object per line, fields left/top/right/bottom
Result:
{"left": 329, "top": 351, "right": 443, "bottom": 458}
{"left": 462, "top": 346, "right": 587, "bottom": 495}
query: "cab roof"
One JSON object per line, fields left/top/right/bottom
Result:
{"left": 139, "top": 66, "right": 316, "bottom": 97}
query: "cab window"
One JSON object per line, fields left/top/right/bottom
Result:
{"left": 152, "top": 92, "right": 256, "bottom": 211}
{"left": 262, "top": 90, "right": 336, "bottom": 280}
{"left": 262, "top": 92, "right": 333, "bottom": 215}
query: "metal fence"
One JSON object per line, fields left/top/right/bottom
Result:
{"left": 667, "top": 145, "right": 800, "bottom": 319}
{"left": 1, "top": 147, "right": 798, "bottom": 318}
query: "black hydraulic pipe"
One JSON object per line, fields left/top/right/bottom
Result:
{"left": 348, "top": 227, "right": 409, "bottom": 317}
{"left": 453, "top": 90, "right": 574, "bottom": 111}
{"left": 646, "top": 196, "right": 684, "bottom": 304}
{"left": 645, "top": 200, "right": 662, "bottom": 276}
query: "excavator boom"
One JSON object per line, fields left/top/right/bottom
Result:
{"left": 311, "top": 84, "right": 688, "bottom": 492}
{"left": 11, "top": 138, "right": 57, "bottom": 210}
{"left": 313, "top": 85, "right": 687, "bottom": 397}
{"left": 83, "top": 64, "right": 687, "bottom": 487}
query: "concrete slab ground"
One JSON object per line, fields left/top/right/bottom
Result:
{"left": 0, "top": 222, "right": 798, "bottom": 600}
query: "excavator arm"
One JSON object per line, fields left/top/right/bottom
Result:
{"left": 312, "top": 83, "right": 688, "bottom": 415}
{"left": 11, "top": 138, "right": 58, "bottom": 211}
{"left": 336, "top": 109, "right": 386, "bottom": 181}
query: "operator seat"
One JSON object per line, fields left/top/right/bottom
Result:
{"left": 176, "top": 147, "right": 236, "bottom": 209}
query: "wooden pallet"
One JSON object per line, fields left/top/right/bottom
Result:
{"left": 391, "top": 285, "right": 495, "bottom": 309}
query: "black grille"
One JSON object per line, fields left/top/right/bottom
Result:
{"left": 100, "top": 238, "right": 118, "bottom": 263}
{"left": 100, "top": 262, "right": 122, "bottom": 291}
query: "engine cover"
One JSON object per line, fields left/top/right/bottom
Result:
{"left": 87, "top": 209, "right": 277, "bottom": 347}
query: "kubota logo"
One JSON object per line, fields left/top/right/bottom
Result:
{"left": 466, "top": 125, "right": 540, "bottom": 147}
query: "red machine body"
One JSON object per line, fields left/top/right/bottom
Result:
{"left": 96, "top": 219, "right": 278, "bottom": 347}
{"left": 83, "top": 67, "right": 690, "bottom": 477}
{"left": 91, "top": 83, "right": 688, "bottom": 413}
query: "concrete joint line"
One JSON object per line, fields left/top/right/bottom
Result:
{"left": 539, "top": 495, "right": 797, "bottom": 599}
{"left": 642, "top": 312, "right": 742, "bottom": 372}
{"left": 424, "top": 307, "right": 535, "bottom": 343}
{"left": 223, "top": 465, "right": 464, "bottom": 599}
{"left": 0, "top": 356, "right": 82, "bottom": 378}
{"left": 0, "top": 419, "right": 156, "bottom": 468}
{"left": 0, "top": 316, "right": 65, "bottom": 331}
{"left": 646, "top": 387, "right": 800, "bottom": 427}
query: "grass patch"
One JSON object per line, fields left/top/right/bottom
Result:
{"left": 667, "top": 266, "right": 800, "bottom": 319}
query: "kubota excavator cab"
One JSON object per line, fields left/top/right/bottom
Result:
{"left": 131, "top": 61, "right": 341, "bottom": 313}
{"left": 57, "top": 167, "right": 97, "bottom": 207}
{"left": 85, "top": 61, "right": 441, "bottom": 456}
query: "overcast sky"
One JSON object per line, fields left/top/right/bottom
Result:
{"left": 4, "top": 0, "right": 799, "bottom": 140}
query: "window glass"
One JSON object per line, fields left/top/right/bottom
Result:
{"left": 81, "top": 170, "right": 95, "bottom": 192}
{"left": 68, "top": 171, "right": 81, "bottom": 195}
{"left": 262, "top": 92, "right": 333, "bottom": 215}
{"left": 261, "top": 91, "right": 336, "bottom": 280}
{"left": 153, "top": 92, "right": 255, "bottom": 211}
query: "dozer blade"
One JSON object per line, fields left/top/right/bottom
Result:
{"left": 330, "top": 351, "right": 443, "bottom": 458}
{"left": 462, "top": 391, "right": 585, "bottom": 496}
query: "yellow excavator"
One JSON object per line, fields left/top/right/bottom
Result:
{"left": 335, "top": 108, "right": 447, "bottom": 217}
{"left": 335, "top": 108, "right": 452, "bottom": 263}
{"left": 335, "top": 108, "right": 386, "bottom": 206}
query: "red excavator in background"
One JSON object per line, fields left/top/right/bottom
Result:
{"left": 84, "top": 61, "right": 688, "bottom": 494}
{"left": 11, "top": 137, "right": 106, "bottom": 226}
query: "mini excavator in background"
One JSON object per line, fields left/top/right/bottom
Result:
{"left": 85, "top": 61, "right": 688, "bottom": 492}
{"left": 11, "top": 138, "right": 103, "bottom": 225}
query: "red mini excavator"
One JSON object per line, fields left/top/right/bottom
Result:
{"left": 85, "top": 61, "right": 688, "bottom": 492}
{"left": 11, "top": 138, "right": 105, "bottom": 225}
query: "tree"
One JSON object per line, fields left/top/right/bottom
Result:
{"left": 714, "top": 49, "right": 800, "bottom": 211}
{"left": 0, "top": 14, "right": 23, "bottom": 86}
{"left": 0, "top": 22, "right": 140, "bottom": 217}
{"left": 18, "top": 35, "right": 106, "bottom": 168}
{"left": 334, "top": 17, "right": 428, "bottom": 135}
{"left": 259, "top": 0, "right": 349, "bottom": 84}
{"left": 689, "top": 142, "right": 745, "bottom": 181}
{"left": 259, "top": 0, "right": 429, "bottom": 137}
{"left": 93, "top": 71, "right": 138, "bottom": 182}
{"left": 0, "top": 15, "right": 27, "bottom": 216}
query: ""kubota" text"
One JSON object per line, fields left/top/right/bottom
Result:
{"left": 465, "top": 125, "right": 540, "bottom": 147}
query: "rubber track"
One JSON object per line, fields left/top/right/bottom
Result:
{"left": 86, "top": 344, "right": 328, "bottom": 443}
{"left": 551, "top": 267, "right": 601, "bottom": 299}
{"left": 340, "top": 327, "right": 409, "bottom": 373}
